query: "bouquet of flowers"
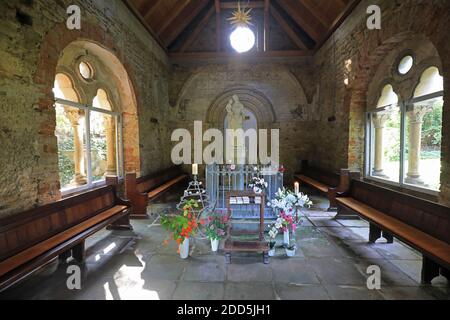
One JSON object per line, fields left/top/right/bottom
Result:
{"left": 201, "top": 212, "right": 228, "bottom": 240}
{"left": 269, "top": 188, "right": 313, "bottom": 213}
{"left": 248, "top": 176, "right": 268, "bottom": 194}
{"left": 161, "top": 199, "right": 199, "bottom": 249}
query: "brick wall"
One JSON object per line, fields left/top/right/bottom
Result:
{"left": 0, "top": 0, "right": 172, "bottom": 217}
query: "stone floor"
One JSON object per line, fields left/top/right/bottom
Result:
{"left": 1, "top": 193, "right": 448, "bottom": 300}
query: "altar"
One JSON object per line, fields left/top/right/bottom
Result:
{"left": 205, "top": 164, "right": 283, "bottom": 219}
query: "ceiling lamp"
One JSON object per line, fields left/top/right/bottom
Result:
{"left": 228, "top": 2, "right": 255, "bottom": 53}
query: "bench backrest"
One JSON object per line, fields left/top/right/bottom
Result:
{"left": 136, "top": 166, "right": 184, "bottom": 193}
{"left": 301, "top": 161, "right": 340, "bottom": 187}
{"left": 0, "top": 186, "right": 118, "bottom": 261}
{"left": 349, "top": 180, "right": 450, "bottom": 243}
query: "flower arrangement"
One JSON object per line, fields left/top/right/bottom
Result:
{"left": 161, "top": 199, "right": 199, "bottom": 249}
{"left": 269, "top": 188, "right": 313, "bottom": 215}
{"left": 202, "top": 212, "right": 228, "bottom": 240}
{"left": 248, "top": 176, "right": 268, "bottom": 194}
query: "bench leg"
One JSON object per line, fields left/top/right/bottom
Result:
{"left": 72, "top": 241, "right": 86, "bottom": 263}
{"left": 263, "top": 252, "right": 269, "bottom": 264}
{"left": 225, "top": 252, "right": 231, "bottom": 264}
{"left": 441, "top": 267, "right": 449, "bottom": 283}
{"left": 369, "top": 224, "right": 382, "bottom": 243}
{"left": 107, "top": 214, "right": 133, "bottom": 231}
{"left": 383, "top": 231, "right": 394, "bottom": 244}
{"left": 59, "top": 250, "right": 72, "bottom": 264}
{"left": 421, "top": 256, "right": 440, "bottom": 284}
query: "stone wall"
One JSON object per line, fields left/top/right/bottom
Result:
{"left": 0, "top": 0, "right": 172, "bottom": 217}
{"left": 313, "top": 0, "right": 450, "bottom": 205}
{"left": 168, "top": 60, "right": 317, "bottom": 186}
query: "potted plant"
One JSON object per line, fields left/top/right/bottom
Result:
{"left": 161, "top": 199, "right": 199, "bottom": 259}
{"left": 202, "top": 212, "right": 228, "bottom": 252}
{"left": 285, "top": 240, "right": 297, "bottom": 257}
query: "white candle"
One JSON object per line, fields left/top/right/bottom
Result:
{"left": 192, "top": 163, "right": 198, "bottom": 175}
{"left": 294, "top": 182, "right": 299, "bottom": 194}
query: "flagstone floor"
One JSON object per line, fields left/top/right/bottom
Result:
{"left": 1, "top": 192, "right": 448, "bottom": 300}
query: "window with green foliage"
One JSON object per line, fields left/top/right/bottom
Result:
{"left": 367, "top": 67, "right": 443, "bottom": 192}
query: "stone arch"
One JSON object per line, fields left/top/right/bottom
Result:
{"left": 35, "top": 22, "right": 142, "bottom": 201}
{"left": 206, "top": 86, "right": 276, "bottom": 129}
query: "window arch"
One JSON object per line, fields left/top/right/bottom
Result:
{"left": 366, "top": 63, "right": 444, "bottom": 192}
{"left": 53, "top": 46, "right": 128, "bottom": 194}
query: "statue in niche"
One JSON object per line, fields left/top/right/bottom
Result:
{"left": 226, "top": 95, "right": 245, "bottom": 131}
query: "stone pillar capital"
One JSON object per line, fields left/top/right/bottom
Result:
{"left": 407, "top": 105, "right": 432, "bottom": 124}
{"left": 372, "top": 112, "right": 389, "bottom": 129}
{"left": 65, "top": 108, "right": 84, "bottom": 126}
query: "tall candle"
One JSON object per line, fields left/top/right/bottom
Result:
{"left": 294, "top": 182, "right": 299, "bottom": 194}
{"left": 192, "top": 163, "right": 198, "bottom": 175}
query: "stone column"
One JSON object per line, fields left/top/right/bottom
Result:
{"left": 372, "top": 113, "right": 389, "bottom": 177}
{"left": 104, "top": 115, "right": 117, "bottom": 176}
{"left": 405, "top": 105, "right": 432, "bottom": 185}
{"left": 65, "top": 108, "right": 87, "bottom": 185}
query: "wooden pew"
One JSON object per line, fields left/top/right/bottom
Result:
{"left": 294, "top": 160, "right": 359, "bottom": 214}
{"left": 0, "top": 183, "right": 132, "bottom": 292}
{"left": 335, "top": 176, "right": 450, "bottom": 284}
{"left": 125, "top": 166, "right": 188, "bottom": 219}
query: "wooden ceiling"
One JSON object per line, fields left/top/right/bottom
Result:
{"left": 124, "top": 0, "right": 361, "bottom": 59}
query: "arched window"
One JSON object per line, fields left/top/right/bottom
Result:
{"left": 368, "top": 85, "right": 401, "bottom": 183}
{"left": 53, "top": 71, "right": 122, "bottom": 193}
{"left": 367, "top": 66, "right": 443, "bottom": 192}
{"left": 403, "top": 67, "right": 444, "bottom": 190}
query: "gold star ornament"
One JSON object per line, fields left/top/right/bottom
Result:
{"left": 227, "top": 2, "right": 253, "bottom": 27}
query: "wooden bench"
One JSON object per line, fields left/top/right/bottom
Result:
{"left": 295, "top": 161, "right": 360, "bottom": 214}
{"left": 335, "top": 177, "right": 450, "bottom": 284}
{"left": 0, "top": 181, "right": 132, "bottom": 292}
{"left": 125, "top": 166, "right": 188, "bottom": 219}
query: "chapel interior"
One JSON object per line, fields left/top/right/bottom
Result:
{"left": 0, "top": 0, "right": 449, "bottom": 300}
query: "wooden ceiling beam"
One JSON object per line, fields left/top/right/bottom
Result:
{"left": 264, "top": 0, "right": 270, "bottom": 52}
{"left": 180, "top": 6, "right": 215, "bottom": 52}
{"left": 298, "top": 0, "right": 333, "bottom": 27}
{"left": 275, "top": 0, "right": 326, "bottom": 43}
{"left": 215, "top": 0, "right": 221, "bottom": 51}
{"left": 270, "top": 4, "right": 308, "bottom": 50}
{"left": 141, "top": 0, "right": 163, "bottom": 19}
{"left": 315, "top": 0, "right": 362, "bottom": 50}
{"left": 220, "top": 1, "right": 265, "bottom": 9}
{"left": 122, "top": 0, "right": 167, "bottom": 53}
{"left": 169, "top": 50, "right": 314, "bottom": 62}
{"left": 157, "top": 0, "right": 191, "bottom": 37}
{"left": 162, "top": 0, "right": 211, "bottom": 47}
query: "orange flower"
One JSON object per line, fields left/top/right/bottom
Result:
{"left": 163, "top": 239, "right": 169, "bottom": 246}
{"left": 176, "top": 238, "right": 182, "bottom": 244}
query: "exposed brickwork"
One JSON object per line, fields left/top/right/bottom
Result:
{"left": 0, "top": 0, "right": 172, "bottom": 217}
{"left": 314, "top": 0, "right": 450, "bottom": 205}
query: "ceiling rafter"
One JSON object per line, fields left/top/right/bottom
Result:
{"left": 315, "top": 0, "right": 362, "bottom": 50}
{"left": 161, "top": 0, "right": 211, "bottom": 47}
{"left": 215, "top": 0, "right": 221, "bottom": 51}
{"left": 140, "top": 0, "right": 163, "bottom": 19}
{"left": 270, "top": 4, "right": 308, "bottom": 50}
{"left": 220, "top": 1, "right": 265, "bottom": 9}
{"left": 156, "top": 0, "right": 191, "bottom": 37}
{"left": 180, "top": 6, "right": 215, "bottom": 52}
{"left": 275, "top": 0, "right": 326, "bottom": 43}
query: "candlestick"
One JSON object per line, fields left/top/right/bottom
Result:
{"left": 192, "top": 163, "right": 198, "bottom": 175}
{"left": 294, "top": 182, "right": 299, "bottom": 194}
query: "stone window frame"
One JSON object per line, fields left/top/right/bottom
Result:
{"left": 365, "top": 63, "right": 444, "bottom": 195}
{"left": 394, "top": 50, "right": 416, "bottom": 76}
{"left": 54, "top": 58, "right": 124, "bottom": 196}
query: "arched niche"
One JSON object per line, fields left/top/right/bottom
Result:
{"left": 206, "top": 86, "right": 276, "bottom": 130}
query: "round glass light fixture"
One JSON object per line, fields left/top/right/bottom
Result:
{"left": 230, "top": 26, "right": 255, "bottom": 53}
{"left": 398, "top": 55, "right": 413, "bottom": 75}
